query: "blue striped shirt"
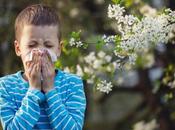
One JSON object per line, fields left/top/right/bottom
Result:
{"left": 0, "top": 69, "right": 86, "bottom": 130}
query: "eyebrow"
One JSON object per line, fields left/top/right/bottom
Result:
{"left": 28, "top": 39, "right": 53, "bottom": 43}
{"left": 28, "top": 40, "right": 38, "bottom": 44}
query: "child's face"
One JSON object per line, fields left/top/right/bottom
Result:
{"left": 14, "top": 25, "right": 61, "bottom": 69}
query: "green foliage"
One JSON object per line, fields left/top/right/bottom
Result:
{"left": 96, "top": 39, "right": 105, "bottom": 50}
{"left": 112, "top": 0, "right": 123, "bottom": 4}
{"left": 163, "top": 92, "right": 174, "bottom": 103}
{"left": 71, "top": 31, "right": 81, "bottom": 41}
{"left": 125, "top": 0, "right": 135, "bottom": 8}
{"left": 54, "top": 60, "right": 62, "bottom": 68}
{"left": 114, "top": 35, "right": 122, "bottom": 52}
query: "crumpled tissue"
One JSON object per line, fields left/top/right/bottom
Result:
{"left": 24, "top": 48, "right": 58, "bottom": 80}
{"left": 25, "top": 48, "right": 58, "bottom": 62}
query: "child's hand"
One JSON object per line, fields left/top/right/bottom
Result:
{"left": 41, "top": 50, "right": 55, "bottom": 93}
{"left": 25, "top": 50, "right": 42, "bottom": 90}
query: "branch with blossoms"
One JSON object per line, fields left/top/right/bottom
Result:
{"left": 65, "top": 2, "right": 175, "bottom": 94}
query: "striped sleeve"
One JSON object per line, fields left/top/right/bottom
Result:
{"left": 0, "top": 81, "right": 45, "bottom": 130}
{"left": 45, "top": 78, "right": 86, "bottom": 130}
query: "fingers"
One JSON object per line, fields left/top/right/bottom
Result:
{"left": 40, "top": 50, "right": 55, "bottom": 92}
{"left": 33, "top": 50, "right": 39, "bottom": 64}
{"left": 34, "top": 52, "right": 42, "bottom": 73}
{"left": 26, "top": 50, "right": 42, "bottom": 78}
{"left": 27, "top": 62, "right": 41, "bottom": 78}
{"left": 36, "top": 62, "right": 40, "bottom": 72}
{"left": 28, "top": 62, "right": 35, "bottom": 77}
{"left": 41, "top": 53, "right": 47, "bottom": 77}
{"left": 45, "top": 50, "right": 54, "bottom": 67}
{"left": 41, "top": 52, "right": 55, "bottom": 78}
{"left": 44, "top": 50, "right": 51, "bottom": 63}
{"left": 42, "top": 62, "right": 48, "bottom": 78}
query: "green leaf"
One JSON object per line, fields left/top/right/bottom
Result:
{"left": 83, "top": 43, "right": 89, "bottom": 49}
{"left": 62, "top": 45, "right": 69, "bottom": 55}
{"left": 55, "top": 60, "right": 62, "bottom": 68}
{"left": 96, "top": 40, "right": 105, "bottom": 50}
{"left": 125, "top": 0, "right": 133, "bottom": 8}
{"left": 135, "top": 55, "right": 144, "bottom": 68}
{"left": 112, "top": 0, "right": 123, "bottom": 4}
{"left": 71, "top": 30, "right": 81, "bottom": 40}
{"left": 115, "top": 35, "right": 122, "bottom": 45}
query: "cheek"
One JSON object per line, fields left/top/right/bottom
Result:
{"left": 20, "top": 48, "right": 32, "bottom": 63}
{"left": 21, "top": 49, "right": 31, "bottom": 57}
{"left": 21, "top": 55, "right": 27, "bottom": 67}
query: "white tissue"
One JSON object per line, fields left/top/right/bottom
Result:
{"left": 25, "top": 48, "right": 58, "bottom": 62}
{"left": 24, "top": 48, "right": 58, "bottom": 81}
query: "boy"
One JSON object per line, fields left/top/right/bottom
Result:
{"left": 0, "top": 4, "right": 86, "bottom": 130}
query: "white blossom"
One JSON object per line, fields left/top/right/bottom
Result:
{"left": 168, "top": 80, "right": 175, "bottom": 89}
{"left": 97, "top": 80, "right": 113, "bottom": 94}
{"left": 112, "top": 61, "right": 121, "bottom": 69}
{"left": 106, "top": 66, "right": 112, "bottom": 72}
{"left": 69, "top": 37, "right": 83, "bottom": 47}
{"left": 105, "top": 55, "right": 112, "bottom": 62}
{"left": 108, "top": 4, "right": 125, "bottom": 20}
{"left": 109, "top": 4, "right": 175, "bottom": 67}
{"left": 128, "top": 53, "right": 137, "bottom": 65}
{"left": 124, "top": 15, "right": 139, "bottom": 26}
{"left": 113, "top": 50, "right": 125, "bottom": 58}
{"left": 64, "top": 67, "right": 71, "bottom": 73}
{"left": 84, "top": 66, "right": 94, "bottom": 75}
{"left": 87, "top": 75, "right": 95, "bottom": 84}
{"left": 84, "top": 52, "right": 96, "bottom": 64}
{"left": 167, "top": 73, "right": 175, "bottom": 88}
{"left": 145, "top": 119, "right": 158, "bottom": 130}
{"left": 97, "top": 51, "right": 106, "bottom": 58}
{"left": 76, "top": 64, "right": 84, "bottom": 77}
{"left": 144, "top": 53, "right": 155, "bottom": 68}
{"left": 133, "top": 119, "right": 158, "bottom": 130}
{"left": 108, "top": 4, "right": 175, "bottom": 68}
{"left": 165, "top": 8, "right": 175, "bottom": 18}
{"left": 102, "top": 35, "right": 116, "bottom": 45}
{"left": 85, "top": 51, "right": 112, "bottom": 70}
{"left": 133, "top": 121, "right": 145, "bottom": 130}
{"left": 93, "top": 59, "right": 103, "bottom": 69}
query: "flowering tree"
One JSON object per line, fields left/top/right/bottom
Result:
{"left": 0, "top": 0, "right": 174, "bottom": 130}
{"left": 54, "top": 1, "right": 175, "bottom": 130}
{"left": 57, "top": 1, "right": 175, "bottom": 94}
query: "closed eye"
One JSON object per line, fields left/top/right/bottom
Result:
{"left": 28, "top": 44, "right": 36, "bottom": 48}
{"left": 44, "top": 41, "right": 54, "bottom": 48}
{"left": 28, "top": 41, "right": 38, "bottom": 48}
{"left": 45, "top": 45, "right": 53, "bottom": 48}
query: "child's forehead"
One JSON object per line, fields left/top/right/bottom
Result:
{"left": 22, "top": 25, "right": 58, "bottom": 37}
{"left": 23, "top": 24, "right": 58, "bottom": 31}
{"left": 19, "top": 24, "right": 59, "bottom": 43}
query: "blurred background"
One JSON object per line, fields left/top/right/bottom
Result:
{"left": 0, "top": 0, "right": 175, "bottom": 130}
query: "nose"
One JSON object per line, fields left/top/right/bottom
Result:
{"left": 37, "top": 39, "right": 45, "bottom": 49}
{"left": 37, "top": 48, "right": 46, "bottom": 55}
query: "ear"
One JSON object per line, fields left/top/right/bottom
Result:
{"left": 14, "top": 40, "right": 21, "bottom": 56}
{"left": 57, "top": 40, "right": 63, "bottom": 57}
